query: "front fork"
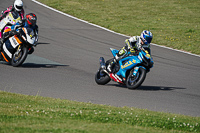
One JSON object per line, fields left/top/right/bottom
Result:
{"left": 133, "top": 67, "right": 139, "bottom": 76}
{"left": 14, "top": 45, "right": 22, "bottom": 57}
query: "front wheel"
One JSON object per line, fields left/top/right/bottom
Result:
{"left": 11, "top": 45, "right": 28, "bottom": 67}
{"left": 95, "top": 70, "right": 111, "bottom": 85}
{"left": 126, "top": 67, "right": 146, "bottom": 89}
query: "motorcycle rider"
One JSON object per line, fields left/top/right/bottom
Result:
{"left": 107, "top": 30, "right": 153, "bottom": 73}
{"left": 0, "top": 13, "right": 38, "bottom": 52}
{"left": 0, "top": 0, "right": 24, "bottom": 21}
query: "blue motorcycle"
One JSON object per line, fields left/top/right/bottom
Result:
{"left": 95, "top": 48, "right": 154, "bottom": 89}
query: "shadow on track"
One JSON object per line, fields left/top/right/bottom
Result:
{"left": 138, "top": 86, "right": 185, "bottom": 91}
{"left": 36, "top": 42, "right": 50, "bottom": 45}
{"left": 107, "top": 84, "right": 185, "bottom": 91}
{"left": 21, "top": 63, "right": 68, "bottom": 68}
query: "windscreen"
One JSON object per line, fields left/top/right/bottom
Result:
{"left": 26, "top": 28, "right": 35, "bottom": 38}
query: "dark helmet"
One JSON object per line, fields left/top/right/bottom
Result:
{"left": 26, "top": 13, "right": 37, "bottom": 26}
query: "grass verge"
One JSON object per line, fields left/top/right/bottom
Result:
{"left": 37, "top": 0, "right": 200, "bottom": 55}
{"left": 0, "top": 91, "right": 199, "bottom": 132}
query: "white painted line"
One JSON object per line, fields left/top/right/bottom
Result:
{"left": 151, "top": 43, "right": 200, "bottom": 57}
{"left": 32, "top": 0, "right": 200, "bottom": 58}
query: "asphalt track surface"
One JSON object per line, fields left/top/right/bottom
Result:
{"left": 0, "top": 0, "right": 200, "bottom": 117}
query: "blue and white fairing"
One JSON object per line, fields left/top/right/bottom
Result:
{"left": 109, "top": 48, "right": 153, "bottom": 80}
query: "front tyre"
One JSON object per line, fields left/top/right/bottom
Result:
{"left": 126, "top": 67, "right": 146, "bottom": 89}
{"left": 95, "top": 70, "right": 111, "bottom": 85}
{"left": 11, "top": 46, "right": 28, "bottom": 67}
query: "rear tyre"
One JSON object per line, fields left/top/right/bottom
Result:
{"left": 11, "top": 46, "right": 28, "bottom": 67}
{"left": 95, "top": 70, "right": 111, "bottom": 85}
{"left": 126, "top": 67, "right": 146, "bottom": 89}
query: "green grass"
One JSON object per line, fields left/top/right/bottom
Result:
{"left": 0, "top": 91, "right": 199, "bottom": 132}
{"left": 37, "top": 0, "right": 200, "bottom": 55}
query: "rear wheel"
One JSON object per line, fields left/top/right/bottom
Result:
{"left": 126, "top": 67, "right": 146, "bottom": 89}
{"left": 95, "top": 70, "right": 111, "bottom": 85}
{"left": 11, "top": 45, "right": 28, "bottom": 67}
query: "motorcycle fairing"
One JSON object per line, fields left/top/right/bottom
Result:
{"left": 110, "top": 48, "right": 142, "bottom": 79}
{"left": 6, "top": 11, "right": 21, "bottom": 24}
{"left": 1, "top": 36, "right": 21, "bottom": 61}
{"left": 116, "top": 56, "right": 142, "bottom": 79}
{"left": 0, "top": 12, "right": 21, "bottom": 31}
{"left": 109, "top": 73, "right": 123, "bottom": 84}
{"left": 0, "top": 11, "right": 21, "bottom": 38}
{"left": 0, "top": 12, "right": 21, "bottom": 30}
{"left": 110, "top": 48, "right": 119, "bottom": 59}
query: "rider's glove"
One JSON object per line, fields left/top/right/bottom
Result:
{"left": 130, "top": 48, "right": 135, "bottom": 53}
{"left": 10, "top": 30, "right": 19, "bottom": 36}
{"left": 18, "top": 20, "right": 23, "bottom": 26}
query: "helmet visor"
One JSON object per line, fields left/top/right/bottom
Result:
{"left": 27, "top": 20, "right": 36, "bottom": 26}
{"left": 31, "top": 19, "right": 36, "bottom": 26}
{"left": 145, "top": 36, "right": 152, "bottom": 44}
{"left": 16, "top": 5, "right": 23, "bottom": 10}
{"left": 27, "top": 28, "right": 34, "bottom": 37}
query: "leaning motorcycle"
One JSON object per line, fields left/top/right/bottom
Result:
{"left": 95, "top": 48, "right": 154, "bottom": 89}
{"left": 0, "top": 11, "right": 21, "bottom": 38}
{"left": 0, "top": 27, "right": 37, "bottom": 67}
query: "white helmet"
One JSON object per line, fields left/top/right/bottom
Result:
{"left": 14, "top": 0, "right": 23, "bottom": 12}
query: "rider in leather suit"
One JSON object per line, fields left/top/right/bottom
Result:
{"left": 107, "top": 30, "right": 153, "bottom": 73}
{"left": 0, "top": 0, "right": 24, "bottom": 21}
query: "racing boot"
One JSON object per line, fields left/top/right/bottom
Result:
{"left": 107, "top": 62, "right": 113, "bottom": 73}
{"left": 107, "top": 59, "right": 116, "bottom": 73}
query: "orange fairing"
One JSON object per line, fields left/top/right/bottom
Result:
{"left": 4, "top": 28, "right": 22, "bottom": 44}
{"left": 1, "top": 52, "right": 9, "bottom": 62}
{"left": 14, "top": 36, "right": 22, "bottom": 44}
{"left": 22, "top": 27, "right": 26, "bottom": 34}
{"left": 4, "top": 28, "right": 11, "bottom": 33}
